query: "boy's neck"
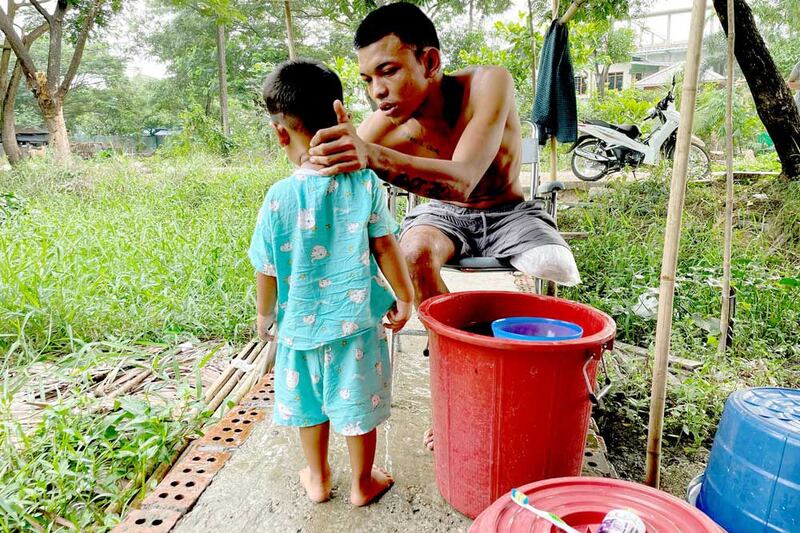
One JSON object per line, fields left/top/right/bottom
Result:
{"left": 298, "top": 151, "right": 325, "bottom": 171}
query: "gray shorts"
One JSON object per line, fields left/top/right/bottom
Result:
{"left": 400, "top": 199, "right": 568, "bottom": 259}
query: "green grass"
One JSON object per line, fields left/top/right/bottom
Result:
{"left": 0, "top": 154, "right": 290, "bottom": 366}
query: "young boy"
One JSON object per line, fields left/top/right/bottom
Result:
{"left": 249, "top": 59, "right": 414, "bottom": 506}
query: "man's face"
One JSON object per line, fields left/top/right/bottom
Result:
{"left": 358, "top": 34, "right": 431, "bottom": 122}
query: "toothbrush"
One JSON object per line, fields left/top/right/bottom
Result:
{"left": 510, "top": 488, "right": 582, "bottom": 533}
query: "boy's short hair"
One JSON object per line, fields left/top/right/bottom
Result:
{"left": 354, "top": 2, "right": 439, "bottom": 54}
{"left": 262, "top": 59, "right": 344, "bottom": 135}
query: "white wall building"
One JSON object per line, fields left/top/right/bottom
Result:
{"left": 575, "top": 5, "right": 724, "bottom": 97}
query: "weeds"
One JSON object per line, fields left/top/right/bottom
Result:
{"left": 560, "top": 170, "right": 800, "bottom": 451}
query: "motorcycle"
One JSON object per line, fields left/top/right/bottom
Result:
{"left": 569, "top": 77, "right": 711, "bottom": 182}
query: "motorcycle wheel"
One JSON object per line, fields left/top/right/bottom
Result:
{"left": 663, "top": 141, "right": 712, "bottom": 180}
{"left": 571, "top": 138, "right": 610, "bottom": 182}
{"left": 687, "top": 142, "right": 711, "bottom": 180}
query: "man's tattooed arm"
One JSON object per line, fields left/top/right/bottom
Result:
{"left": 389, "top": 173, "right": 455, "bottom": 200}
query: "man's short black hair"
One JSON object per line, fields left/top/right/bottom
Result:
{"left": 262, "top": 59, "right": 343, "bottom": 135}
{"left": 354, "top": 2, "right": 439, "bottom": 53}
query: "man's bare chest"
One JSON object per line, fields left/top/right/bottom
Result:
{"left": 387, "top": 119, "right": 464, "bottom": 160}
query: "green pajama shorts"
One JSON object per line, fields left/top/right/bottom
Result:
{"left": 273, "top": 323, "right": 392, "bottom": 436}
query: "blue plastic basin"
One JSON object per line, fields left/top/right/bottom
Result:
{"left": 491, "top": 317, "right": 583, "bottom": 341}
{"left": 697, "top": 388, "right": 800, "bottom": 532}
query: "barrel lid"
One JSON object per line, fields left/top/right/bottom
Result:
{"left": 469, "top": 477, "right": 723, "bottom": 533}
{"left": 733, "top": 388, "right": 800, "bottom": 435}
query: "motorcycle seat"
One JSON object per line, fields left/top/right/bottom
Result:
{"left": 586, "top": 119, "right": 640, "bottom": 139}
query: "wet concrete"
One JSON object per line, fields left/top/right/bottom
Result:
{"left": 175, "top": 271, "right": 518, "bottom": 533}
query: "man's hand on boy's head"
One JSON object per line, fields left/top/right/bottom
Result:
{"left": 383, "top": 300, "right": 412, "bottom": 332}
{"left": 309, "top": 100, "right": 369, "bottom": 176}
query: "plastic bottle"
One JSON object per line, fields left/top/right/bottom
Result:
{"left": 597, "top": 509, "right": 647, "bottom": 533}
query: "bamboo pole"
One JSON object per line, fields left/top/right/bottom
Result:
{"left": 718, "top": 0, "right": 736, "bottom": 356}
{"left": 283, "top": 0, "right": 297, "bottom": 60}
{"left": 205, "top": 341, "right": 264, "bottom": 414}
{"left": 549, "top": 0, "right": 559, "bottom": 185}
{"left": 559, "top": 0, "right": 589, "bottom": 25}
{"left": 644, "top": 0, "right": 708, "bottom": 488}
{"left": 216, "top": 339, "right": 276, "bottom": 417}
{"left": 203, "top": 340, "right": 256, "bottom": 403}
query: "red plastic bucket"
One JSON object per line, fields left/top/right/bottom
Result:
{"left": 417, "top": 291, "right": 616, "bottom": 519}
{"left": 469, "top": 477, "right": 724, "bottom": 532}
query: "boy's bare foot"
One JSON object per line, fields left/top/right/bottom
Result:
{"left": 350, "top": 466, "right": 394, "bottom": 506}
{"left": 299, "top": 466, "right": 332, "bottom": 503}
{"left": 423, "top": 428, "right": 434, "bottom": 451}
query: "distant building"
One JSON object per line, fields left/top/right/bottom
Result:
{"left": 575, "top": 6, "right": 724, "bottom": 97}
{"left": 13, "top": 128, "right": 49, "bottom": 147}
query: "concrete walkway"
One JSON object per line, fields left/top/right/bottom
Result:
{"left": 174, "top": 271, "right": 519, "bottom": 533}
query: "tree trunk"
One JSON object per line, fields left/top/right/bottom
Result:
{"left": 714, "top": 0, "right": 800, "bottom": 179}
{"left": 2, "top": 58, "right": 22, "bottom": 164}
{"left": 595, "top": 64, "right": 607, "bottom": 100}
{"left": 469, "top": 0, "right": 474, "bottom": 32}
{"left": 283, "top": 0, "right": 297, "bottom": 60}
{"left": 0, "top": 0, "right": 17, "bottom": 108}
{"left": 42, "top": 102, "right": 70, "bottom": 164}
{"left": 216, "top": 22, "right": 229, "bottom": 137}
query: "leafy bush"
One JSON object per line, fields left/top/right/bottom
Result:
{"left": 578, "top": 87, "right": 655, "bottom": 129}
{"left": 331, "top": 56, "right": 371, "bottom": 124}
{"left": 696, "top": 83, "right": 765, "bottom": 151}
{"left": 164, "top": 106, "right": 234, "bottom": 157}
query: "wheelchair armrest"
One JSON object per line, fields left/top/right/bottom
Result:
{"left": 538, "top": 180, "right": 565, "bottom": 196}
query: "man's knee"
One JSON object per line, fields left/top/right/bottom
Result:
{"left": 401, "top": 237, "right": 437, "bottom": 273}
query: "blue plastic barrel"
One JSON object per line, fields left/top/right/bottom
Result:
{"left": 697, "top": 388, "right": 800, "bottom": 532}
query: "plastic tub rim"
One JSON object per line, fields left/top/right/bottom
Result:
{"left": 470, "top": 476, "right": 724, "bottom": 532}
{"left": 418, "top": 291, "right": 616, "bottom": 352}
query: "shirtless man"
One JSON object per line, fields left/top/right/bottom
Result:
{"left": 308, "top": 4, "right": 572, "bottom": 448}
{"left": 310, "top": 3, "right": 570, "bottom": 311}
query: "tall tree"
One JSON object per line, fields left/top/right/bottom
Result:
{"left": 590, "top": 26, "right": 635, "bottom": 100}
{"left": 2, "top": 21, "right": 47, "bottom": 164}
{"left": 0, "top": 0, "right": 119, "bottom": 164}
{"left": 216, "top": 22, "right": 229, "bottom": 136}
{"left": 168, "top": 0, "right": 242, "bottom": 139}
{"left": 714, "top": 0, "right": 800, "bottom": 180}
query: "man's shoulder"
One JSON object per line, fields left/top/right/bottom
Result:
{"left": 453, "top": 65, "right": 514, "bottom": 93}
{"left": 358, "top": 111, "right": 397, "bottom": 144}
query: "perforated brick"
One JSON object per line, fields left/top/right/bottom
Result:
{"left": 195, "top": 406, "right": 266, "bottom": 450}
{"left": 112, "top": 508, "right": 182, "bottom": 532}
{"left": 141, "top": 472, "right": 211, "bottom": 512}
{"left": 241, "top": 373, "right": 275, "bottom": 406}
{"left": 582, "top": 449, "right": 615, "bottom": 477}
{"left": 173, "top": 449, "right": 231, "bottom": 478}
